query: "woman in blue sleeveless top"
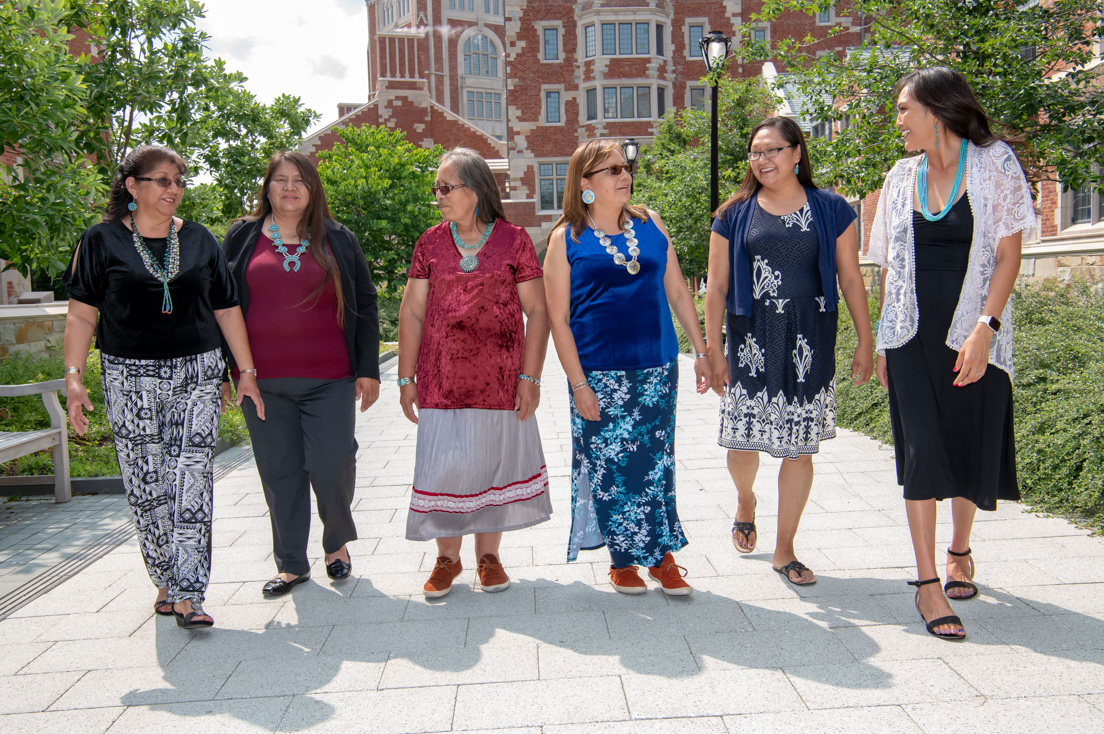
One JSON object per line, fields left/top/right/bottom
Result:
{"left": 545, "top": 140, "right": 711, "bottom": 596}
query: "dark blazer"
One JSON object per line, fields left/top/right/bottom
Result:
{"left": 221, "top": 217, "right": 381, "bottom": 381}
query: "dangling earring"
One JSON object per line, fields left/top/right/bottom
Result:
{"left": 934, "top": 124, "right": 939, "bottom": 150}
{"left": 582, "top": 189, "right": 596, "bottom": 204}
{"left": 794, "top": 164, "right": 800, "bottom": 175}
{"left": 127, "top": 201, "right": 137, "bottom": 212}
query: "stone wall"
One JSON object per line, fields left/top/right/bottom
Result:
{"left": 0, "top": 304, "right": 68, "bottom": 359}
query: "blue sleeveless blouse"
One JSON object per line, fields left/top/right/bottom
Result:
{"left": 566, "top": 215, "right": 679, "bottom": 371}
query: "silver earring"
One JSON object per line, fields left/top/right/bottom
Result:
{"left": 582, "top": 189, "right": 596, "bottom": 204}
{"left": 127, "top": 201, "right": 137, "bottom": 211}
{"left": 934, "top": 124, "right": 939, "bottom": 150}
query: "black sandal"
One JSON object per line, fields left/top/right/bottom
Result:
{"left": 773, "top": 559, "right": 816, "bottom": 586}
{"left": 153, "top": 600, "right": 174, "bottom": 616}
{"left": 945, "top": 548, "right": 978, "bottom": 600}
{"left": 173, "top": 601, "right": 214, "bottom": 629}
{"left": 908, "top": 577, "right": 966, "bottom": 641}
{"left": 732, "top": 496, "right": 757, "bottom": 553}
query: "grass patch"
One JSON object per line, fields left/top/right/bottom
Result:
{"left": 0, "top": 349, "right": 249, "bottom": 478}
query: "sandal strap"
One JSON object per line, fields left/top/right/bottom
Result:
{"left": 907, "top": 577, "right": 941, "bottom": 588}
{"left": 732, "top": 521, "right": 756, "bottom": 533}
{"left": 946, "top": 547, "right": 972, "bottom": 557}
{"left": 779, "top": 560, "right": 809, "bottom": 576}
{"left": 925, "top": 614, "right": 965, "bottom": 635}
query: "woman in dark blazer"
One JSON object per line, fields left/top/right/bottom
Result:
{"left": 222, "top": 150, "right": 380, "bottom": 596}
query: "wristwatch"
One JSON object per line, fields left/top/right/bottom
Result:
{"left": 977, "top": 315, "right": 1001, "bottom": 333}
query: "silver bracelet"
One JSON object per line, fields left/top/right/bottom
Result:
{"left": 571, "top": 380, "right": 588, "bottom": 392}
{"left": 519, "top": 374, "right": 541, "bottom": 387}
{"left": 240, "top": 368, "right": 258, "bottom": 376}
{"left": 694, "top": 352, "right": 709, "bottom": 359}
{"left": 397, "top": 376, "right": 415, "bottom": 387}
{"left": 64, "top": 366, "right": 82, "bottom": 376}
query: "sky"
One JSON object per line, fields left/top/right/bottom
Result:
{"left": 197, "top": 0, "right": 371, "bottom": 135}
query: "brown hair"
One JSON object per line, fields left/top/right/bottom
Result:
{"left": 245, "top": 151, "right": 344, "bottom": 323}
{"left": 894, "top": 67, "right": 1001, "bottom": 148}
{"left": 547, "top": 140, "right": 649, "bottom": 247}
{"left": 715, "top": 117, "right": 817, "bottom": 220}
{"left": 104, "top": 144, "right": 187, "bottom": 222}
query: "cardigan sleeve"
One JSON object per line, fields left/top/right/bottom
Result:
{"left": 867, "top": 162, "right": 908, "bottom": 267}
{"left": 986, "top": 142, "right": 1037, "bottom": 242}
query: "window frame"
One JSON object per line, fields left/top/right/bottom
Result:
{"left": 687, "top": 22, "right": 705, "bottom": 59}
{"left": 544, "top": 89, "right": 563, "bottom": 125}
{"left": 538, "top": 161, "right": 571, "bottom": 212}
{"left": 539, "top": 23, "right": 563, "bottom": 63}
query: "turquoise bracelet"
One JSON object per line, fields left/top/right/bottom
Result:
{"left": 519, "top": 374, "right": 541, "bottom": 387}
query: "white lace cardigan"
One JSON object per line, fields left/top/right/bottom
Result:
{"left": 868, "top": 140, "right": 1037, "bottom": 380}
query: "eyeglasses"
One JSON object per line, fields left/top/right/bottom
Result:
{"left": 747, "top": 145, "right": 795, "bottom": 161}
{"left": 585, "top": 163, "right": 634, "bottom": 177}
{"left": 431, "top": 182, "right": 467, "bottom": 197}
{"left": 271, "top": 177, "right": 307, "bottom": 189}
{"left": 135, "top": 176, "right": 188, "bottom": 189}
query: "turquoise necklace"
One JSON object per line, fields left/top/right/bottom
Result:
{"left": 917, "top": 139, "right": 967, "bottom": 222}
{"left": 450, "top": 219, "right": 496, "bottom": 272}
{"left": 268, "top": 217, "right": 309, "bottom": 272}
{"left": 129, "top": 213, "right": 180, "bottom": 314}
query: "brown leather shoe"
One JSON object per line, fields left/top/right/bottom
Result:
{"left": 648, "top": 553, "right": 692, "bottom": 596}
{"left": 609, "top": 565, "right": 647, "bottom": 595}
{"left": 476, "top": 553, "right": 511, "bottom": 593}
{"left": 423, "top": 556, "right": 462, "bottom": 598}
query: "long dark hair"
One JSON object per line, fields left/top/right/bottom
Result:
{"left": 104, "top": 145, "right": 187, "bottom": 222}
{"left": 245, "top": 151, "right": 344, "bottom": 323}
{"left": 894, "top": 67, "right": 1001, "bottom": 148}
{"left": 715, "top": 117, "right": 817, "bottom": 220}
{"left": 438, "top": 147, "right": 507, "bottom": 226}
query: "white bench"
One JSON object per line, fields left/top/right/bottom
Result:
{"left": 0, "top": 379, "right": 71, "bottom": 503}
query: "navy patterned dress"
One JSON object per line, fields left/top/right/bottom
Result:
{"left": 719, "top": 202, "right": 838, "bottom": 458}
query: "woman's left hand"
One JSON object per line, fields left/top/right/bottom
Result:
{"left": 236, "top": 373, "right": 266, "bottom": 419}
{"left": 851, "top": 344, "right": 873, "bottom": 385}
{"left": 220, "top": 382, "right": 232, "bottom": 414}
{"left": 515, "top": 378, "right": 540, "bottom": 422}
{"left": 356, "top": 377, "right": 380, "bottom": 412}
{"left": 953, "top": 325, "right": 994, "bottom": 387}
{"left": 693, "top": 355, "right": 713, "bottom": 394}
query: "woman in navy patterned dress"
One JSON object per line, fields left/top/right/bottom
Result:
{"left": 704, "top": 117, "right": 873, "bottom": 585}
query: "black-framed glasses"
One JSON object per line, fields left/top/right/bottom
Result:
{"left": 134, "top": 176, "right": 188, "bottom": 189}
{"left": 747, "top": 145, "right": 795, "bottom": 161}
{"left": 431, "top": 182, "right": 467, "bottom": 197}
{"left": 585, "top": 163, "right": 634, "bottom": 177}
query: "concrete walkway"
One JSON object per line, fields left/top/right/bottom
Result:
{"left": 1, "top": 351, "right": 1103, "bottom": 733}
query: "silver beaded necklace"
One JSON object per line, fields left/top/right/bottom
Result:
{"left": 588, "top": 214, "right": 641, "bottom": 275}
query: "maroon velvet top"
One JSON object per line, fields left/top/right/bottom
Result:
{"left": 409, "top": 220, "right": 542, "bottom": 410}
{"left": 238, "top": 233, "right": 352, "bottom": 381}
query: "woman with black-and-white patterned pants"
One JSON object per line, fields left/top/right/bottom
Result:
{"left": 64, "top": 145, "right": 265, "bottom": 629}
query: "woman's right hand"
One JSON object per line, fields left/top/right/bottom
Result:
{"left": 66, "top": 379, "right": 94, "bottom": 436}
{"left": 875, "top": 354, "right": 888, "bottom": 389}
{"left": 709, "top": 353, "right": 729, "bottom": 396}
{"left": 574, "top": 385, "right": 600, "bottom": 421}
{"left": 399, "top": 382, "right": 419, "bottom": 424}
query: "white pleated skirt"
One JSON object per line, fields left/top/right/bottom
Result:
{"left": 405, "top": 408, "right": 552, "bottom": 541}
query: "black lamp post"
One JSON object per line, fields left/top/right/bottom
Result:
{"left": 700, "top": 30, "right": 731, "bottom": 217}
{"left": 622, "top": 138, "right": 639, "bottom": 195}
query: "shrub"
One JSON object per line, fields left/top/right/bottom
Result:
{"left": 834, "top": 292, "right": 894, "bottom": 445}
{"left": 671, "top": 296, "right": 706, "bottom": 353}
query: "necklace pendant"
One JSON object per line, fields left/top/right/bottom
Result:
{"left": 283, "top": 256, "right": 302, "bottom": 272}
{"left": 626, "top": 261, "right": 641, "bottom": 275}
{"left": 459, "top": 254, "right": 479, "bottom": 272}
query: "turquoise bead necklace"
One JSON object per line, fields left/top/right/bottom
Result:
{"left": 917, "top": 138, "right": 967, "bottom": 222}
{"left": 129, "top": 212, "right": 180, "bottom": 314}
{"left": 450, "top": 219, "right": 496, "bottom": 272}
{"left": 268, "top": 217, "right": 310, "bottom": 272}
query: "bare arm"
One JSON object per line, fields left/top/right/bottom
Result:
{"left": 63, "top": 300, "right": 99, "bottom": 435}
{"left": 397, "top": 278, "right": 428, "bottom": 424}
{"left": 704, "top": 231, "right": 731, "bottom": 395}
{"left": 514, "top": 277, "right": 550, "bottom": 422}
{"left": 544, "top": 226, "right": 599, "bottom": 421}
{"left": 214, "top": 307, "right": 264, "bottom": 420}
{"left": 952, "top": 231, "right": 1022, "bottom": 387}
{"left": 875, "top": 273, "right": 888, "bottom": 388}
{"left": 834, "top": 221, "right": 873, "bottom": 385}
{"left": 651, "top": 211, "right": 711, "bottom": 393}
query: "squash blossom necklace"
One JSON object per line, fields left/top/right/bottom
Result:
{"left": 129, "top": 212, "right": 180, "bottom": 314}
{"left": 451, "top": 219, "right": 496, "bottom": 273}
{"left": 268, "top": 217, "right": 310, "bottom": 272}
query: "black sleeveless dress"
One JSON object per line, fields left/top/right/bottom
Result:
{"left": 884, "top": 195, "right": 1018, "bottom": 509}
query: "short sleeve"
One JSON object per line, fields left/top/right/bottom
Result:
{"left": 64, "top": 229, "right": 106, "bottom": 308}
{"left": 711, "top": 208, "right": 732, "bottom": 238}
{"left": 206, "top": 229, "right": 239, "bottom": 310}
{"left": 988, "top": 142, "right": 1038, "bottom": 241}
{"left": 834, "top": 196, "right": 858, "bottom": 238}
{"left": 513, "top": 227, "right": 543, "bottom": 283}
{"left": 408, "top": 230, "right": 432, "bottom": 279}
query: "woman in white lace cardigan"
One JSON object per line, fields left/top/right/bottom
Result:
{"left": 870, "top": 67, "right": 1036, "bottom": 641}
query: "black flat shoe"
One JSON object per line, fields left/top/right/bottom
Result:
{"left": 262, "top": 572, "right": 311, "bottom": 597}
{"left": 326, "top": 557, "right": 352, "bottom": 581}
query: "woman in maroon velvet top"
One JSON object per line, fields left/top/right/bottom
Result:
{"left": 222, "top": 151, "right": 380, "bottom": 597}
{"left": 398, "top": 147, "right": 552, "bottom": 598}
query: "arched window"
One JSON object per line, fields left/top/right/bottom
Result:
{"left": 463, "top": 34, "right": 498, "bottom": 77}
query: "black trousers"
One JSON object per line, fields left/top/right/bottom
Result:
{"left": 241, "top": 377, "right": 358, "bottom": 575}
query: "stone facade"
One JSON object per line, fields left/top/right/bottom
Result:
{"left": 0, "top": 305, "right": 68, "bottom": 359}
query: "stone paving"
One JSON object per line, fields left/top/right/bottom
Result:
{"left": 1, "top": 351, "right": 1103, "bottom": 733}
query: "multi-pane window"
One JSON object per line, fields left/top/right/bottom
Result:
{"left": 657, "top": 87, "right": 666, "bottom": 118}
{"left": 753, "top": 28, "right": 767, "bottom": 42}
{"left": 464, "top": 34, "right": 498, "bottom": 77}
{"left": 586, "top": 89, "right": 598, "bottom": 121}
{"left": 656, "top": 23, "right": 665, "bottom": 56}
{"left": 811, "top": 121, "right": 831, "bottom": 139}
{"left": 817, "top": 9, "right": 833, "bottom": 23}
{"left": 603, "top": 87, "right": 618, "bottom": 118}
{"left": 539, "top": 163, "right": 569, "bottom": 211}
{"left": 484, "top": 0, "right": 500, "bottom": 14}
{"left": 635, "top": 23, "right": 650, "bottom": 54}
{"left": 1072, "top": 186, "right": 1094, "bottom": 223}
{"left": 601, "top": 23, "right": 616, "bottom": 55}
{"left": 689, "top": 25, "right": 704, "bottom": 57}
{"left": 689, "top": 87, "right": 706, "bottom": 109}
{"left": 618, "top": 23, "right": 633, "bottom": 54}
{"left": 466, "top": 91, "right": 502, "bottom": 120}
{"left": 449, "top": 0, "right": 475, "bottom": 9}
{"left": 544, "top": 28, "right": 559, "bottom": 60}
{"left": 585, "top": 25, "right": 596, "bottom": 57}
{"left": 594, "top": 21, "right": 654, "bottom": 56}
{"left": 602, "top": 86, "right": 653, "bottom": 119}
{"left": 545, "top": 91, "right": 561, "bottom": 124}
{"left": 636, "top": 87, "right": 651, "bottom": 118}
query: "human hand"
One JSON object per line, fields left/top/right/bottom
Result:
{"left": 236, "top": 373, "right": 265, "bottom": 420}
{"left": 355, "top": 377, "right": 380, "bottom": 412}
{"left": 708, "top": 353, "right": 729, "bottom": 396}
{"left": 875, "top": 354, "right": 888, "bottom": 389}
{"left": 693, "top": 355, "right": 712, "bottom": 394}
{"left": 515, "top": 378, "right": 540, "bottom": 422}
{"left": 220, "top": 382, "right": 231, "bottom": 414}
{"left": 66, "top": 378, "right": 93, "bottom": 435}
{"left": 851, "top": 345, "right": 873, "bottom": 385}
{"left": 399, "top": 382, "right": 419, "bottom": 424}
{"left": 573, "top": 385, "right": 600, "bottom": 421}
{"left": 953, "top": 325, "right": 994, "bottom": 387}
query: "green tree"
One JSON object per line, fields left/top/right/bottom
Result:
{"left": 753, "top": 0, "right": 1104, "bottom": 196}
{"left": 317, "top": 126, "right": 444, "bottom": 289}
{"left": 631, "top": 76, "right": 777, "bottom": 278}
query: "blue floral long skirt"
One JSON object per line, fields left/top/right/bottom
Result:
{"left": 567, "top": 360, "right": 688, "bottom": 567}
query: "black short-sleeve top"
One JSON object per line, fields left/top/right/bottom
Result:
{"left": 65, "top": 219, "right": 239, "bottom": 359}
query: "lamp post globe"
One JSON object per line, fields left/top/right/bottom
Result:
{"left": 701, "top": 30, "right": 731, "bottom": 218}
{"left": 621, "top": 138, "right": 639, "bottom": 166}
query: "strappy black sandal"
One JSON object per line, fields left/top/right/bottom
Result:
{"left": 732, "top": 496, "right": 757, "bottom": 554}
{"left": 773, "top": 559, "right": 816, "bottom": 586}
{"left": 153, "top": 599, "right": 174, "bottom": 616}
{"left": 945, "top": 547, "right": 978, "bottom": 600}
{"left": 908, "top": 577, "right": 966, "bottom": 641}
{"left": 173, "top": 601, "right": 214, "bottom": 629}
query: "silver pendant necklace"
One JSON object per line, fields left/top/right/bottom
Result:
{"left": 589, "top": 215, "right": 641, "bottom": 275}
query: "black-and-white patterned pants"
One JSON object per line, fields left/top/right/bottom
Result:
{"left": 101, "top": 349, "right": 223, "bottom": 603}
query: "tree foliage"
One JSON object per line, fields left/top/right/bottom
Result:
{"left": 317, "top": 126, "right": 444, "bottom": 290}
{"left": 631, "top": 76, "right": 777, "bottom": 278}
{"left": 753, "top": 0, "right": 1104, "bottom": 197}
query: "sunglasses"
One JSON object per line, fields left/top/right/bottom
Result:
{"left": 431, "top": 182, "right": 467, "bottom": 197}
{"left": 134, "top": 176, "right": 188, "bottom": 189}
{"left": 585, "top": 163, "right": 634, "bottom": 177}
